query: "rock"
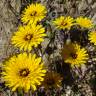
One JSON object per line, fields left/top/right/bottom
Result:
{"left": 0, "top": 0, "right": 21, "bottom": 62}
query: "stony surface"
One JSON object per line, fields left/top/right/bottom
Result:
{"left": 0, "top": 0, "right": 21, "bottom": 62}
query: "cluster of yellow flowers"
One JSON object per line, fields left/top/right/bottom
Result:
{"left": 2, "top": 3, "right": 62, "bottom": 93}
{"left": 1, "top": 2, "right": 96, "bottom": 94}
{"left": 53, "top": 16, "right": 96, "bottom": 67}
{"left": 53, "top": 16, "right": 93, "bottom": 29}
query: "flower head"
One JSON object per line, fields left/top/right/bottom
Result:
{"left": 21, "top": 3, "right": 47, "bottom": 24}
{"left": 61, "top": 43, "right": 88, "bottom": 67}
{"left": 88, "top": 31, "right": 96, "bottom": 45}
{"left": 53, "top": 16, "right": 74, "bottom": 30}
{"left": 42, "top": 72, "right": 62, "bottom": 89}
{"left": 75, "top": 17, "right": 93, "bottom": 29}
{"left": 11, "top": 24, "right": 46, "bottom": 51}
{"left": 2, "top": 53, "right": 46, "bottom": 92}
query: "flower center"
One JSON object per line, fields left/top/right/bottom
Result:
{"left": 70, "top": 53, "right": 77, "bottom": 59}
{"left": 24, "top": 34, "right": 33, "bottom": 41}
{"left": 61, "top": 21, "right": 67, "bottom": 26}
{"left": 19, "top": 68, "right": 30, "bottom": 77}
{"left": 46, "top": 78, "right": 55, "bottom": 85}
{"left": 30, "top": 11, "right": 37, "bottom": 16}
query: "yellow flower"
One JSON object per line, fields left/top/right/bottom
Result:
{"left": 75, "top": 17, "right": 93, "bottom": 28}
{"left": 42, "top": 72, "right": 62, "bottom": 89}
{"left": 61, "top": 43, "right": 88, "bottom": 67}
{"left": 21, "top": 3, "right": 47, "bottom": 24}
{"left": 53, "top": 16, "right": 74, "bottom": 30}
{"left": 88, "top": 31, "right": 96, "bottom": 45}
{"left": 11, "top": 24, "right": 46, "bottom": 51}
{"left": 2, "top": 53, "right": 46, "bottom": 92}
